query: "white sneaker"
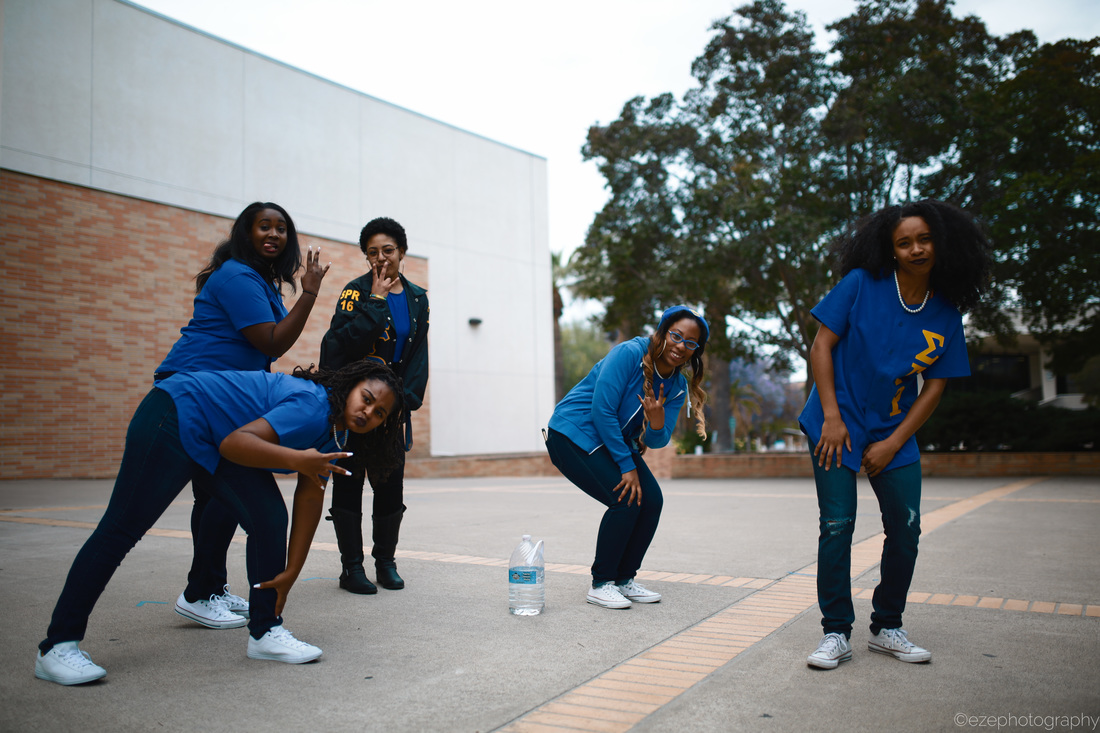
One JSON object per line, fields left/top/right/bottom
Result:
{"left": 868, "top": 628, "right": 931, "bottom": 663}
{"left": 616, "top": 579, "right": 661, "bottom": 603}
{"left": 174, "top": 592, "right": 247, "bottom": 629}
{"left": 35, "top": 641, "right": 107, "bottom": 685}
{"left": 216, "top": 584, "right": 249, "bottom": 618}
{"left": 807, "top": 632, "right": 852, "bottom": 669}
{"left": 247, "top": 625, "right": 322, "bottom": 664}
{"left": 586, "top": 583, "right": 632, "bottom": 609}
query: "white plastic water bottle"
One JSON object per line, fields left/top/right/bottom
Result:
{"left": 508, "top": 534, "right": 544, "bottom": 616}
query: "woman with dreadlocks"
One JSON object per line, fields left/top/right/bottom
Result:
{"left": 801, "top": 200, "right": 992, "bottom": 670}
{"left": 35, "top": 361, "right": 405, "bottom": 686}
{"left": 155, "top": 202, "right": 329, "bottom": 629}
{"left": 545, "top": 306, "right": 709, "bottom": 609}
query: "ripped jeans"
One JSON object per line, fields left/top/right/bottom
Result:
{"left": 812, "top": 458, "right": 922, "bottom": 637}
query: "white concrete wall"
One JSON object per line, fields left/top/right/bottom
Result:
{"left": 0, "top": 0, "right": 554, "bottom": 455}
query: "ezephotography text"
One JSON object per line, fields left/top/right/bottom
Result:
{"left": 955, "top": 713, "right": 1099, "bottom": 730}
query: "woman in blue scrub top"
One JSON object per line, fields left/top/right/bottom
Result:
{"left": 155, "top": 202, "right": 329, "bottom": 629}
{"left": 802, "top": 200, "right": 992, "bottom": 670}
{"left": 546, "top": 306, "right": 710, "bottom": 610}
{"left": 34, "top": 361, "right": 405, "bottom": 686}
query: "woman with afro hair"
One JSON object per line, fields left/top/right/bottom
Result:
{"left": 35, "top": 361, "right": 405, "bottom": 685}
{"left": 546, "top": 306, "right": 709, "bottom": 609}
{"left": 801, "top": 200, "right": 992, "bottom": 670}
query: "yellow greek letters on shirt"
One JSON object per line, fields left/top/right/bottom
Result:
{"left": 889, "top": 329, "right": 945, "bottom": 417}
{"left": 915, "top": 330, "right": 945, "bottom": 365}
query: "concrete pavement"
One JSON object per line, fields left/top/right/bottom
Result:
{"left": 1, "top": 473, "right": 1098, "bottom": 732}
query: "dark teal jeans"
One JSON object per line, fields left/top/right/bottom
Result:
{"left": 812, "top": 457, "right": 922, "bottom": 637}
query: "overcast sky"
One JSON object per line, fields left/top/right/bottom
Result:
{"left": 130, "top": 0, "right": 1098, "bottom": 323}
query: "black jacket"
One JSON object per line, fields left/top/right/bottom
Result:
{"left": 320, "top": 272, "right": 429, "bottom": 446}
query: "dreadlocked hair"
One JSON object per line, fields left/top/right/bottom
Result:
{"left": 291, "top": 361, "right": 405, "bottom": 480}
{"left": 637, "top": 317, "right": 709, "bottom": 455}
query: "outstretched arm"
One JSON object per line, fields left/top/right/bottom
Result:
{"left": 219, "top": 417, "right": 350, "bottom": 479}
{"left": 255, "top": 473, "right": 327, "bottom": 615}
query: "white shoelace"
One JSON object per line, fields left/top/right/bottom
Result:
{"left": 880, "top": 628, "right": 913, "bottom": 650}
{"left": 55, "top": 646, "right": 98, "bottom": 669}
{"left": 205, "top": 594, "right": 236, "bottom": 617}
{"left": 817, "top": 633, "right": 846, "bottom": 654}
{"left": 267, "top": 626, "right": 310, "bottom": 650}
{"left": 219, "top": 584, "right": 248, "bottom": 606}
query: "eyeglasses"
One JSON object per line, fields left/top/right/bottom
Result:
{"left": 668, "top": 330, "right": 700, "bottom": 351}
{"left": 366, "top": 246, "right": 399, "bottom": 260}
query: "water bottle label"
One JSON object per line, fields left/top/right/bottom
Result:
{"left": 509, "top": 567, "right": 538, "bottom": 584}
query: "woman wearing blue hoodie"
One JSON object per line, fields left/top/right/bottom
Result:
{"left": 546, "top": 306, "right": 709, "bottom": 609}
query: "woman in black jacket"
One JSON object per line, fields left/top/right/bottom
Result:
{"left": 320, "top": 217, "right": 429, "bottom": 594}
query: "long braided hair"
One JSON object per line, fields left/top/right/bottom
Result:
{"left": 291, "top": 361, "right": 405, "bottom": 480}
{"left": 637, "top": 315, "right": 709, "bottom": 455}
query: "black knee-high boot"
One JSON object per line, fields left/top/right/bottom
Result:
{"left": 327, "top": 507, "right": 377, "bottom": 595}
{"left": 372, "top": 506, "right": 405, "bottom": 590}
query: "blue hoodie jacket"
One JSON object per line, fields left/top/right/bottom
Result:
{"left": 549, "top": 336, "right": 688, "bottom": 474}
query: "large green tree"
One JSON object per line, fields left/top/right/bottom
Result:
{"left": 577, "top": 0, "right": 836, "bottom": 451}
{"left": 926, "top": 36, "right": 1100, "bottom": 373}
{"left": 573, "top": 0, "right": 1100, "bottom": 449}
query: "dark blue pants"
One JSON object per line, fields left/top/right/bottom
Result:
{"left": 185, "top": 475, "right": 238, "bottom": 600}
{"left": 812, "top": 457, "right": 922, "bottom": 637}
{"left": 545, "top": 429, "right": 663, "bottom": 586}
{"left": 40, "top": 388, "right": 288, "bottom": 652}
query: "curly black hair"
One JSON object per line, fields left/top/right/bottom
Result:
{"left": 359, "top": 217, "right": 408, "bottom": 255}
{"left": 831, "top": 200, "right": 993, "bottom": 313}
{"left": 195, "top": 202, "right": 303, "bottom": 294}
{"left": 291, "top": 361, "right": 406, "bottom": 480}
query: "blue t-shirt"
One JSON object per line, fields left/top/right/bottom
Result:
{"left": 799, "top": 268, "right": 970, "bottom": 472}
{"left": 157, "top": 259, "right": 288, "bottom": 375}
{"left": 388, "top": 289, "right": 411, "bottom": 365}
{"left": 158, "top": 371, "right": 337, "bottom": 475}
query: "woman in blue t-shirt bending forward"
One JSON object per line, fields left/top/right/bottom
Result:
{"left": 155, "top": 202, "right": 329, "bottom": 630}
{"left": 800, "top": 200, "right": 992, "bottom": 670}
{"left": 34, "top": 361, "right": 405, "bottom": 686}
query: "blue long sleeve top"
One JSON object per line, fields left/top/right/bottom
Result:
{"left": 549, "top": 336, "right": 688, "bottom": 474}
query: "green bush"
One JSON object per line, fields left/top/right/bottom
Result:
{"left": 918, "top": 390, "right": 1099, "bottom": 451}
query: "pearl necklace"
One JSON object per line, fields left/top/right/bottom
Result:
{"left": 332, "top": 424, "right": 348, "bottom": 451}
{"left": 894, "top": 270, "right": 930, "bottom": 314}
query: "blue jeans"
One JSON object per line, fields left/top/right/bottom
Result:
{"left": 545, "top": 429, "right": 663, "bottom": 586}
{"left": 813, "top": 457, "right": 922, "bottom": 637}
{"left": 40, "top": 388, "right": 288, "bottom": 652}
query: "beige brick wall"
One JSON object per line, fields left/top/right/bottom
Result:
{"left": 0, "top": 170, "right": 430, "bottom": 478}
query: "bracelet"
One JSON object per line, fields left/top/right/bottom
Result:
{"left": 302, "top": 290, "right": 318, "bottom": 297}
{"left": 370, "top": 293, "right": 386, "bottom": 301}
